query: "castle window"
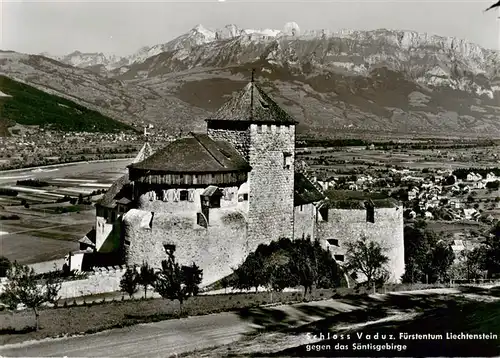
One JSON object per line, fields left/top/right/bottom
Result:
{"left": 334, "top": 255, "right": 344, "bottom": 262}
{"left": 366, "top": 201, "right": 375, "bottom": 223}
{"left": 300, "top": 205, "right": 303, "bottom": 212}
{"left": 163, "top": 244, "right": 176, "bottom": 255}
{"left": 319, "top": 207, "right": 329, "bottom": 222}
{"left": 283, "top": 152, "right": 292, "bottom": 169}
{"left": 180, "top": 190, "right": 189, "bottom": 201}
{"left": 243, "top": 193, "right": 248, "bottom": 201}
{"left": 327, "top": 239, "right": 339, "bottom": 247}
{"left": 197, "top": 212, "right": 208, "bottom": 228}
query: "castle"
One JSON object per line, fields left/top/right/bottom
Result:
{"left": 71, "top": 78, "right": 405, "bottom": 286}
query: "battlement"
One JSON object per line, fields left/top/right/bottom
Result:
{"left": 88, "top": 265, "right": 127, "bottom": 277}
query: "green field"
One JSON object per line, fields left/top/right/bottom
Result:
{"left": 0, "top": 75, "right": 135, "bottom": 134}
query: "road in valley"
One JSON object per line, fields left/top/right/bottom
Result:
{"left": 0, "top": 288, "right": 466, "bottom": 358}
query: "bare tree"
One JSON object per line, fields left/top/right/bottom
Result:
{"left": 2, "top": 262, "right": 61, "bottom": 330}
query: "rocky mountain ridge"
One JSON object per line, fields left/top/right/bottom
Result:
{"left": 2, "top": 24, "right": 499, "bottom": 137}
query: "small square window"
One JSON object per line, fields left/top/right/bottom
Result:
{"left": 327, "top": 239, "right": 339, "bottom": 246}
{"left": 180, "top": 190, "right": 188, "bottom": 201}
{"left": 283, "top": 152, "right": 292, "bottom": 169}
{"left": 319, "top": 207, "right": 329, "bottom": 221}
{"left": 243, "top": 193, "right": 248, "bottom": 201}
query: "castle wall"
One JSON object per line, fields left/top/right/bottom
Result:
{"left": 137, "top": 185, "right": 247, "bottom": 214}
{"left": 247, "top": 123, "right": 295, "bottom": 251}
{"left": 293, "top": 203, "right": 316, "bottom": 240}
{"left": 316, "top": 206, "right": 405, "bottom": 283}
{"left": 0, "top": 266, "right": 127, "bottom": 300}
{"left": 207, "top": 126, "right": 250, "bottom": 160}
{"left": 95, "top": 216, "right": 114, "bottom": 252}
{"left": 123, "top": 207, "right": 249, "bottom": 286}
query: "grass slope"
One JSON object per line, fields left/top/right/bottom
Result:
{"left": 0, "top": 75, "right": 135, "bottom": 134}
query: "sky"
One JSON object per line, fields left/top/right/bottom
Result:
{"left": 1, "top": 0, "right": 499, "bottom": 57}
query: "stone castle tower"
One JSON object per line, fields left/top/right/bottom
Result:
{"left": 206, "top": 74, "right": 297, "bottom": 250}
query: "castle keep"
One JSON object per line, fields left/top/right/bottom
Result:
{"left": 74, "top": 79, "right": 405, "bottom": 285}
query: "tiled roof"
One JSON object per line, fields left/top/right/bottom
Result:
{"left": 96, "top": 142, "right": 153, "bottom": 208}
{"left": 294, "top": 173, "right": 325, "bottom": 206}
{"left": 116, "top": 197, "right": 132, "bottom": 205}
{"left": 207, "top": 82, "right": 297, "bottom": 125}
{"left": 202, "top": 185, "right": 223, "bottom": 197}
{"left": 129, "top": 132, "right": 250, "bottom": 173}
{"left": 132, "top": 142, "right": 154, "bottom": 164}
{"left": 97, "top": 173, "right": 131, "bottom": 208}
{"left": 79, "top": 229, "right": 96, "bottom": 246}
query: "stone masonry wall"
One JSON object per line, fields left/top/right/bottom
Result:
{"left": 95, "top": 215, "right": 114, "bottom": 251}
{"left": 294, "top": 203, "right": 316, "bottom": 240}
{"left": 247, "top": 124, "right": 295, "bottom": 252}
{"left": 137, "top": 186, "right": 246, "bottom": 215}
{"left": 0, "top": 266, "right": 127, "bottom": 300}
{"left": 207, "top": 127, "right": 251, "bottom": 160}
{"left": 123, "top": 207, "right": 248, "bottom": 286}
{"left": 316, "top": 206, "right": 405, "bottom": 283}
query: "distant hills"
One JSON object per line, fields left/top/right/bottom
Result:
{"left": 0, "top": 75, "right": 136, "bottom": 135}
{"left": 2, "top": 23, "right": 500, "bottom": 138}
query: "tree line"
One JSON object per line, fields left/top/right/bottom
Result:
{"left": 402, "top": 220, "right": 500, "bottom": 283}
{"left": 119, "top": 248, "right": 202, "bottom": 313}
{"left": 218, "top": 237, "right": 390, "bottom": 299}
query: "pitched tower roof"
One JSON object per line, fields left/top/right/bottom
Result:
{"left": 206, "top": 76, "right": 298, "bottom": 125}
{"left": 132, "top": 142, "right": 154, "bottom": 164}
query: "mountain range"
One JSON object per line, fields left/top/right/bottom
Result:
{"left": 2, "top": 22, "right": 499, "bottom": 138}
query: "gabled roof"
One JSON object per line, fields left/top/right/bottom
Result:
{"left": 79, "top": 229, "right": 96, "bottom": 246}
{"left": 132, "top": 142, "right": 154, "bottom": 164}
{"left": 202, "top": 185, "right": 223, "bottom": 197}
{"left": 128, "top": 132, "right": 250, "bottom": 173}
{"left": 116, "top": 197, "right": 132, "bottom": 205}
{"left": 294, "top": 173, "right": 325, "bottom": 206}
{"left": 97, "top": 173, "right": 131, "bottom": 208}
{"left": 207, "top": 81, "right": 297, "bottom": 125}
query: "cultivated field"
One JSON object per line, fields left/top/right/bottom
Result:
{"left": 0, "top": 159, "right": 132, "bottom": 264}
{"left": 297, "top": 144, "right": 500, "bottom": 178}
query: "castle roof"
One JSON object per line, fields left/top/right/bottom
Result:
{"left": 79, "top": 231, "right": 96, "bottom": 247}
{"left": 294, "top": 173, "right": 325, "bottom": 206}
{"left": 97, "top": 173, "right": 131, "bottom": 208}
{"left": 206, "top": 81, "right": 297, "bottom": 125}
{"left": 202, "top": 185, "right": 223, "bottom": 197}
{"left": 132, "top": 142, "right": 154, "bottom": 164}
{"left": 128, "top": 132, "right": 250, "bottom": 174}
{"left": 322, "top": 189, "right": 399, "bottom": 209}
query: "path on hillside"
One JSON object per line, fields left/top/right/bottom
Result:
{"left": 0, "top": 288, "right": 465, "bottom": 358}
